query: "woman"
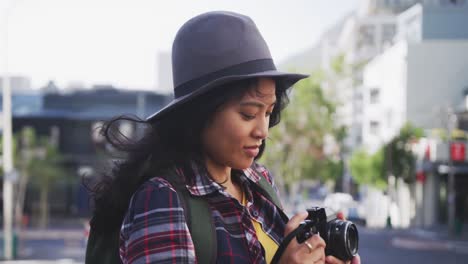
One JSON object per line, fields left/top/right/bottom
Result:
{"left": 88, "top": 11, "right": 361, "bottom": 264}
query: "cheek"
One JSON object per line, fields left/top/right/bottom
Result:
{"left": 204, "top": 116, "right": 249, "bottom": 154}
{"left": 214, "top": 120, "right": 245, "bottom": 149}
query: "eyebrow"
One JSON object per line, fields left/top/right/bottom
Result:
{"left": 239, "top": 101, "right": 276, "bottom": 108}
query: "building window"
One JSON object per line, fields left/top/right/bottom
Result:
{"left": 357, "top": 25, "right": 375, "bottom": 49}
{"left": 370, "top": 88, "right": 380, "bottom": 104}
{"left": 370, "top": 121, "right": 380, "bottom": 135}
{"left": 382, "top": 23, "right": 396, "bottom": 45}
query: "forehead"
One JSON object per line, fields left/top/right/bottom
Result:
{"left": 241, "top": 78, "right": 276, "bottom": 102}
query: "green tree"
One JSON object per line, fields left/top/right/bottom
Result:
{"left": 261, "top": 72, "right": 342, "bottom": 194}
{"left": 349, "top": 122, "right": 424, "bottom": 189}
{"left": 28, "top": 136, "right": 68, "bottom": 228}
{"left": 15, "top": 127, "right": 37, "bottom": 229}
{"left": 349, "top": 148, "right": 386, "bottom": 189}
{"left": 384, "top": 123, "right": 424, "bottom": 183}
{"left": 2, "top": 127, "right": 69, "bottom": 229}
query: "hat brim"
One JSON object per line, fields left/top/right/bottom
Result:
{"left": 146, "top": 70, "right": 308, "bottom": 121}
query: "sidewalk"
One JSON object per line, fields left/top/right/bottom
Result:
{"left": 390, "top": 224, "right": 468, "bottom": 254}
{"left": 410, "top": 224, "right": 468, "bottom": 242}
{"left": 0, "top": 226, "right": 86, "bottom": 263}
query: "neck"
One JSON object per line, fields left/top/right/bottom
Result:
{"left": 204, "top": 159, "right": 243, "bottom": 201}
{"left": 204, "top": 159, "right": 231, "bottom": 185}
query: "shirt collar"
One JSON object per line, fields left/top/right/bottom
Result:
{"left": 184, "top": 161, "right": 262, "bottom": 196}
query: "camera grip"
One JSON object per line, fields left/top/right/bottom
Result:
{"left": 271, "top": 222, "right": 310, "bottom": 264}
{"left": 295, "top": 223, "right": 312, "bottom": 243}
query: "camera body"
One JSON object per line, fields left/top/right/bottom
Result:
{"left": 296, "top": 207, "right": 359, "bottom": 261}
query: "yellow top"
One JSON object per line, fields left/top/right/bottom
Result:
{"left": 242, "top": 191, "right": 278, "bottom": 263}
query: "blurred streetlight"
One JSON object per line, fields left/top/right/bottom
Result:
{"left": 446, "top": 108, "right": 457, "bottom": 236}
{"left": 1, "top": 0, "right": 16, "bottom": 260}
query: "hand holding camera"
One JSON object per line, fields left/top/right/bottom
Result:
{"left": 272, "top": 207, "right": 359, "bottom": 264}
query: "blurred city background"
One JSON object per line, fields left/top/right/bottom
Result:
{"left": 1, "top": 0, "right": 468, "bottom": 263}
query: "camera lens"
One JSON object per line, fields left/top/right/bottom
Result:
{"left": 346, "top": 224, "right": 359, "bottom": 256}
{"left": 324, "top": 219, "right": 359, "bottom": 261}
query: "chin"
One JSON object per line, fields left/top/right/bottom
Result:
{"left": 231, "top": 159, "right": 254, "bottom": 170}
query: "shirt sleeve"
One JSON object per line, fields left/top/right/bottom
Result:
{"left": 120, "top": 178, "right": 196, "bottom": 264}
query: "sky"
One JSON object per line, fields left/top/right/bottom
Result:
{"left": 0, "top": 0, "right": 360, "bottom": 92}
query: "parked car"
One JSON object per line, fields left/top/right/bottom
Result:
{"left": 323, "top": 192, "right": 366, "bottom": 225}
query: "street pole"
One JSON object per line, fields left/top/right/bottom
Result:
{"left": 447, "top": 109, "right": 457, "bottom": 236}
{"left": 386, "top": 142, "right": 394, "bottom": 229}
{"left": 2, "top": 5, "right": 15, "bottom": 258}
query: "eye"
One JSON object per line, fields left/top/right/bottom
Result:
{"left": 241, "top": 113, "right": 255, "bottom": 120}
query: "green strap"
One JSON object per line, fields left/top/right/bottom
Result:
{"left": 257, "top": 176, "right": 283, "bottom": 209}
{"left": 177, "top": 189, "right": 217, "bottom": 264}
{"left": 255, "top": 176, "right": 289, "bottom": 223}
{"left": 165, "top": 170, "right": 217, "bottom": 264}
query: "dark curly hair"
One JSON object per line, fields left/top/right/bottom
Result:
{"left": 87, "top": 77, "right": 290, "bottom": 233}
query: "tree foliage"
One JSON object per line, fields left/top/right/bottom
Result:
{"left": 349, "top": 122, "right": 424, "bottom": 189}
{"left": 2, "top": 127, "right": 69, "bottom": 228}
{"left": 349, "top": 149, "right": 386, "bottom": 189}
{"left": 384, "top": 123, "right": 424, "bottom": 183}
{"left": 261, "top": 72, "right": 343, "bottom": 191}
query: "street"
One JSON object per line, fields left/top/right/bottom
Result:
{"left": 1, "top": 225, "right": 467, "bottom": 263}
{"left": 359, "top": 226, "right": 468, "bottom": 263}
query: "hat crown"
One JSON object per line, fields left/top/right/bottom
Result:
{"left": 146, "top": 11, "right": 307, "bottom": 121}
{"left": 172, "top": 11, "right": 273, "bottom": 91}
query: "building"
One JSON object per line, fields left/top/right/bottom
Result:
{"left": 279, "top": 0, "right": 468, "bottom": 228}
{"left": 361, "top": 2, "right": 468, "bottom": 228}
{"left": 2, "top": 84, "right": 171, "bottom": 218}
{"left": 362, "top": 2, "right": 468, "bottom": 150}
{"left": 317, "top": 0, "right": 422, "bottom": 154}
{"left": 362, "top": 40, "right": 468, "bottom": 152}
{"left": 316, "top": 0, "right": 467, "bottom": 152}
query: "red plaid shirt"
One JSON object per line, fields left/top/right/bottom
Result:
{"left": 119, "top": 162, "right": 287, "bottom": 263}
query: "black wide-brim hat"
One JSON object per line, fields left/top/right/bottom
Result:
{"left": 147, "top": 11, "right": 309, "bottom": 121}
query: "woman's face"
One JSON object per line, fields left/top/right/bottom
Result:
{"left": 201, "top": 78, "right": 276, "bottom": 171}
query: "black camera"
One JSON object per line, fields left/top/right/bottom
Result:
{"left": 296, "top": 207, "right": 359, "bottom": 261}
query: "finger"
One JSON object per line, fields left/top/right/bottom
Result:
{"left": 285, "top": 211, "right": 308, "bottom": 235}
{"left": 305, "top": 243, "right": 325, "bottom": 263}
{"left": 325, "top": 255, "right": 348, "bottom": 264}
{"left": 351, "top": 254, "right": 361, "bottom": 264}
{"left": 336, "top": 211, "right": 346, "bottom": 220}
{"left": 306, "top": 234, "right": 326, "bottom": 250}
{"left": 303, "top": 235, "right": 326, "bottom": 263}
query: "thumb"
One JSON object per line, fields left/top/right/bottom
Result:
{"left": 351, "top": 254, "right": 361, "bottom": 264}
{"left": 284, "top": 211, "right": 308, "bottom": 236}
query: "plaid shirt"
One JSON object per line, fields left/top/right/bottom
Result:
{"left": 119, "top": 162, "right": 287, "bottom": 263}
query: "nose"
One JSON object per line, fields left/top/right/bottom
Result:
{"left": 252, "top": 116, "right": 269, "bottom": 140}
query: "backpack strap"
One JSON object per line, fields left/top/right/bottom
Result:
{"left": 165, "top": 169, "right": 217, "bottom": 264}
{"left": 254, "top": 173, "right": 289, "bottom": 223}
{"left": 257, "top": 176, "right": 282, "bottom": 209}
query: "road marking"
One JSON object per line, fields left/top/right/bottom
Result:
{"left": 391, "top": 237, "right": 468, "bottom": 254}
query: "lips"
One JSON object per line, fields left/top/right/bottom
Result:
{"left": 244, "top": 146, "right": 260, "bottom": 157}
